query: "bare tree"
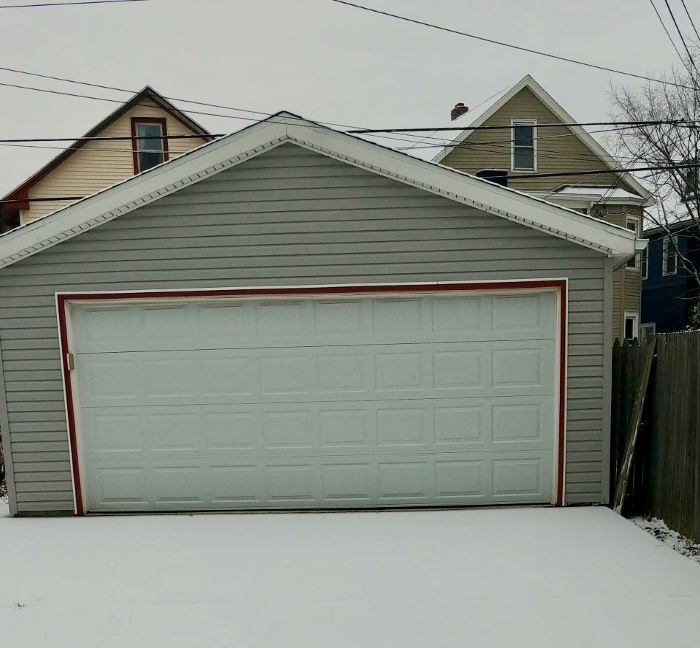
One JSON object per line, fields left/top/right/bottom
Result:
{"left": 610, "top": 52, "right": 700, "bottom": 325}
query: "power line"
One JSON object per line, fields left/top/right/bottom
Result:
{"left": 0, "top": 122, "right": 681, "bottom": 145}
{"left": 649, "top": 0, "right": 688, "bottom": 65}
{"left": 680, "top": 0, "right": 700, "bottom": 41}
{"left": 663, "top": 0, "right": 700, "bottom": 76}
{"left": 0, "top": 0, "right": 159, "bottom": 8}
{"left": 328, "top": 0, "right": 695, "bottom": 90}
{"left": 0, "top": 65, "right": 290, "bottom": 121}
{"left": 2, "top": 162, "right": 694, "bottom": 205}
{"left": 349, "top": 120, "right": 700, "bottom": 134}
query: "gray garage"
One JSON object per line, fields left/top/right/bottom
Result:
{"left": 0, "top": 114, "right": 640, "bottom": 515}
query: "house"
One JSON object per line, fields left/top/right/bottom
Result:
{"left": 0, "top": 86, "right": 213, "bottom": 232}
{"left": 0, "top": 112, "right": 641, "bottom": 516}
{"left": 641, "top": 220, "right": 700, "bottom": 335}
{"left": 433, "top": 75, "right": 654, "bottom": 341}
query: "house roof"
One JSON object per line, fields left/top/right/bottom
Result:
{"left": 644, "top": 217, "right": 698, "bottom": 238}
{"left": 532, "top": 185, "right": 649, "bottom": 207}
{"left": 1, "top": 86, "right": 214, "bottom": 203}
{"left": 432, "top": 75, "right": 654, "bottom": 206}
{"left": 0, "top": 111, "right": 642, "bottom": 269}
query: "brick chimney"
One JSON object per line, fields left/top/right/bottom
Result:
{"left": 451, "top": 103, "right": 469, "bottom": 121}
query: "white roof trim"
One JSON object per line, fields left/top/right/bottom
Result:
{"left": 432, "top": 75, "right": 654, "bottom": 206}
{"left": 0, "top": 112, "right": 638, "bottom": 269}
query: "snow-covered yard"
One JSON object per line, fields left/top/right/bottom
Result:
{"left": 1, "top": 503, "right": 700, "bottom": 648}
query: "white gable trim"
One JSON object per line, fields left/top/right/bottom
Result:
{"left": 432, "top": 75, "right": 653, "bottom": 206}
{"left": 0, "top": 113, "right": 639, "bottom": 269}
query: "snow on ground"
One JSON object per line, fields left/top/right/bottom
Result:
{"left": 634, "top": 516, "right": 700, "bottom": 565}
{"left": 2, "top": 504, "right": 700, "bottom": 648}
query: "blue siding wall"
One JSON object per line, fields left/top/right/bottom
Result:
{"left": 642, "top": 233, "right": 698, "bottom": 332}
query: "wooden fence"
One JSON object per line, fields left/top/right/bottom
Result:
{"left": 611, "top": 333, "right": 700, "bottom": 541}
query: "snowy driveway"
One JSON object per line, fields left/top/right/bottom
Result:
{"left": 1, "top": 505, "right": 700, "bottom": 648}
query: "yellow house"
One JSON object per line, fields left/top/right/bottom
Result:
{"left": 0, "top": 86, "right": 212, "bottom": 231}
{"left": 434, "top": 75, "right": 655, "bottom": 341}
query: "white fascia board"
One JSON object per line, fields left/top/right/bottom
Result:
{"left": 288, "top": 121, "right": 637, "bottom": 260}
{"left": 0, "top": 114, "right": 637, "bottom": 270}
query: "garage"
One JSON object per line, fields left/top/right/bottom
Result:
{"left": 0, "top": 114, "right": 640, "bottom": 515}
{"left": 64, "top": 285, "right": 562, "bottom": 512}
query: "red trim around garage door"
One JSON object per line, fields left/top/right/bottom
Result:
{"left": 56, "top": 280, "right": 568, "bottom": 514}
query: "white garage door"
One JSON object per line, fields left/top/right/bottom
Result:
{"left": 69, "top": 290, "right": 559, "bottom": 512}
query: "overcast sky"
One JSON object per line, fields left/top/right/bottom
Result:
{"left": 0, "top": 0, "right": 686, "bottom": 194}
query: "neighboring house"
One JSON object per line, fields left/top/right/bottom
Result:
{"left": 641, "top": 220, "right": 700, "bottom": 334}
{"left": 434, "top": 75, "right": 655, "bottom": 341}
{"left": 0, "top": 86, "right": 213, "bottom": 231}
{"left": 0, "top": 112, "right": 640, "bottom": 516}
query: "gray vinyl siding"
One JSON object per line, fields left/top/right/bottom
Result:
{"left": 0, "top": 143, "right": 608, "bottom": 513}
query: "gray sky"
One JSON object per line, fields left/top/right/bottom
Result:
{"left": 0, "top": 0, "right": 685, "bottom": 194}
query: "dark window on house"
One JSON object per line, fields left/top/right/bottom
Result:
{"left": 641, "top": 246, "right": 648, "bottom": 279}
{"left": 662, "top": 235, "right": 678, "bottom": 276}
{"left": 511, "top": 121, "right": 536, "bottom": 171}
{"left": 132, "top": 119, "right": 168, "bottom": 173}
{"left": 624, "top": 313, "right": 639, "bottom": 340}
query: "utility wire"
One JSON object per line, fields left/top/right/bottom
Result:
{"left": 349, "top": 120, "right": 700, "bottom": 134}
{"left": 328, "top": 0, "right": 695, "bottom": 90}
{"left": 0, "top": 122, "right": 686, "bottom": 144}
{"left": 2, "top": 162, "right": 695, "bottom": 204}
{"left": 649, "top": 0, "right": 688, "bottom": 66}
{"left": 680, "top": 0, "right": 700, "bottom": 41}
{"left": 663, "top": 0, "right": 700, "bottom": 76}
{"left": 0, "top": 0, "right": 159, "bottom": 8}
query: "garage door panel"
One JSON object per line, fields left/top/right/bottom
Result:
{"left": 76, "top": 342, "right": 553, "bottom": 408}
{"left": 80, "top": 396, "right": 552, "bottom": 462}
{"left": 73, "top": 291, "right": 558, "bottom": 511}
{"left": 72, "top": 294, "right": 556, "bottom": 355}
{"left": 85, "top": 449, "right": 554, "bottom": 511}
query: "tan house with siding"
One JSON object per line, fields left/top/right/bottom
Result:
{"left": 0, "top": 86, "right": 212, "bottom": 231}
{"left": 434, "top": 75, "right": 654, "bottom": 340}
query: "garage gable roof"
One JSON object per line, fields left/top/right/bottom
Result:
{"left": 0, "top": 112, "right": 641, "bottom": 268}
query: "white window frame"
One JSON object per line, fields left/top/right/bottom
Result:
{"left": 511, "top": 119, "right": 537, "bottom": 172}
{"left": 624, "top": 312, "right": 640, "bottom": 340}
{"left": 640, "top": 322, "right": 656, "bottom": 339}
{"left": 625, "top": 216, "right": 640, "bottom": 270}
{"left": 662, "top": 235, "right": 679, "bottom": 276}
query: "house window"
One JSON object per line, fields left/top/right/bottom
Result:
{"left": 625, "top": 216, "right": 640, "bottom": 269}
{"left": 662, "top": 235, "right": 678, "bottom": 276}
{"left": 511, "top": 120, "right": 536, "bottom": 171}
{"left": 624, "top": 312, "right": 639, "bottom": 340}
{"left": 131, "top": 118, "right": 169, "bottom": 174}
{"left": 682, "top": 161, "right": 699, "bottom": 202}
{"left": 641, "top": 246, "right": 648, "bottom": 280}
{"left": 640, "top": 322, "right": 656, "bottom": 339}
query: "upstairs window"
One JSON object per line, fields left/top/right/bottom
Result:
{"left": 511, "top": 120, "right": 536, "bottom": 171}
{"left": 132, "top": 118, "right": 169, "bottom": 173}
{"left": 662, "top": 235, "right": 679, "bottom": 276}
{"left": 625, "top": 216, "right": 640, "bottom": 269}
{"left": 641, "top": 247, "right": 648, "bottom": 280}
